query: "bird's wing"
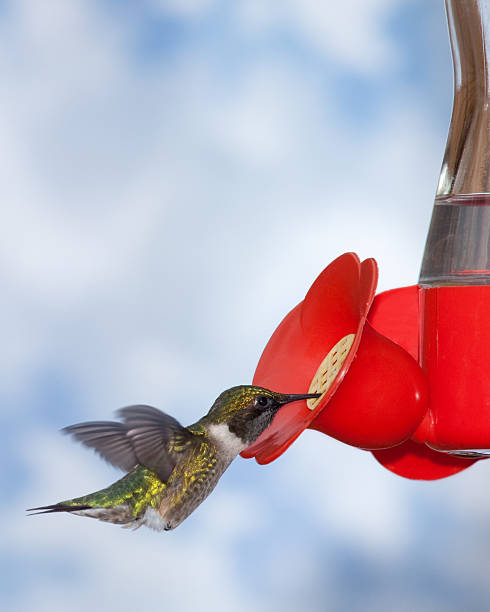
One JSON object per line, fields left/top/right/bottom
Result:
{"left": 63, "top": 405, "right": 196, "bottom": 481}
{"left": 116, "top": 405, "right": 196, "bottom": 481}
{"left": 62, "top": 421, "right": 137, "bottom": 472}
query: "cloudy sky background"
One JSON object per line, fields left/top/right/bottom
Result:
{"left": 2, "top": 1, "right": 490, "bottom": 610}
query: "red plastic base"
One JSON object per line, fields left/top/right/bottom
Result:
{"left": 418, "top": 286, "right": 490, "bottom": 450}
{"left": 245, "top": 254, "right": 488, "bottom": 481}
{"left": 368, "top": 285, "right": 478, "bottom": 480}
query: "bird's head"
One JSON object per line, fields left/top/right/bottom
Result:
{"left": 206, "top": 385, "right": 320, "bottom": 446}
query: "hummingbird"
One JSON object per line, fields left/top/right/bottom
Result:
{"left": 27, "top": 385, "right": 319, "bottom": 531}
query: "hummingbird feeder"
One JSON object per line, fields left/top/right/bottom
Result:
{"left": 242, "top": 0, "right": 490, "bottom": 481}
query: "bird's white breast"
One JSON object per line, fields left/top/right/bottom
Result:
{"left": 207, "top": 423, "right": 248, "bottom": 457}
{"left": 142, "top": 506, "right": 167, "bottom": 531}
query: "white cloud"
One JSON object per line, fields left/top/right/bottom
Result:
{"left": 144, "top": 0, "right": 403, "bottom": 73}
{"left": 269, "top": 432, "right": 411, "bottom": 557}
{"left": 150, "top": 0, "right": 216, "bottom": 19}
{"left": 236, "top": 0, "right": 402, "bottom": 73}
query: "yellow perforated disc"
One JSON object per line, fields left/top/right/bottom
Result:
{"left": 307, "top": 333, "right": 356, "bottom": 410}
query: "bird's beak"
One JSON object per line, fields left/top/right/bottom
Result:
{"left": 280, "top": 393, "right": 322, "bottom": 405}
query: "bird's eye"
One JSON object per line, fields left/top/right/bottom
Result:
{"left": 256, "top": 396, "right": 270, "bottom": 407}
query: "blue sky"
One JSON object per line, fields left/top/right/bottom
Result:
{"left": 2, "top": 1, "right": 490, "bottom": 611}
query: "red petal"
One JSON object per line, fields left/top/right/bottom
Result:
{"left": 368, "top": 285, "right": 419, "bottom": 360}
{"left": 372, "top": 440, "right": 477, "bottom": 480}
{"left": 242, "top": 253, "right": 378, "bottom": 463}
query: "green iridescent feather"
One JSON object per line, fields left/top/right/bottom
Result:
{"left": 61, "top": 465, "right": 166, "bottom": 518}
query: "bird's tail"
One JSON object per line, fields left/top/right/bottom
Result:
{"left": 26, "top": 503, "right": 93, "bottom": 515}
{"left": 27, "top": 465, "right": 167, "bottom": 529}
